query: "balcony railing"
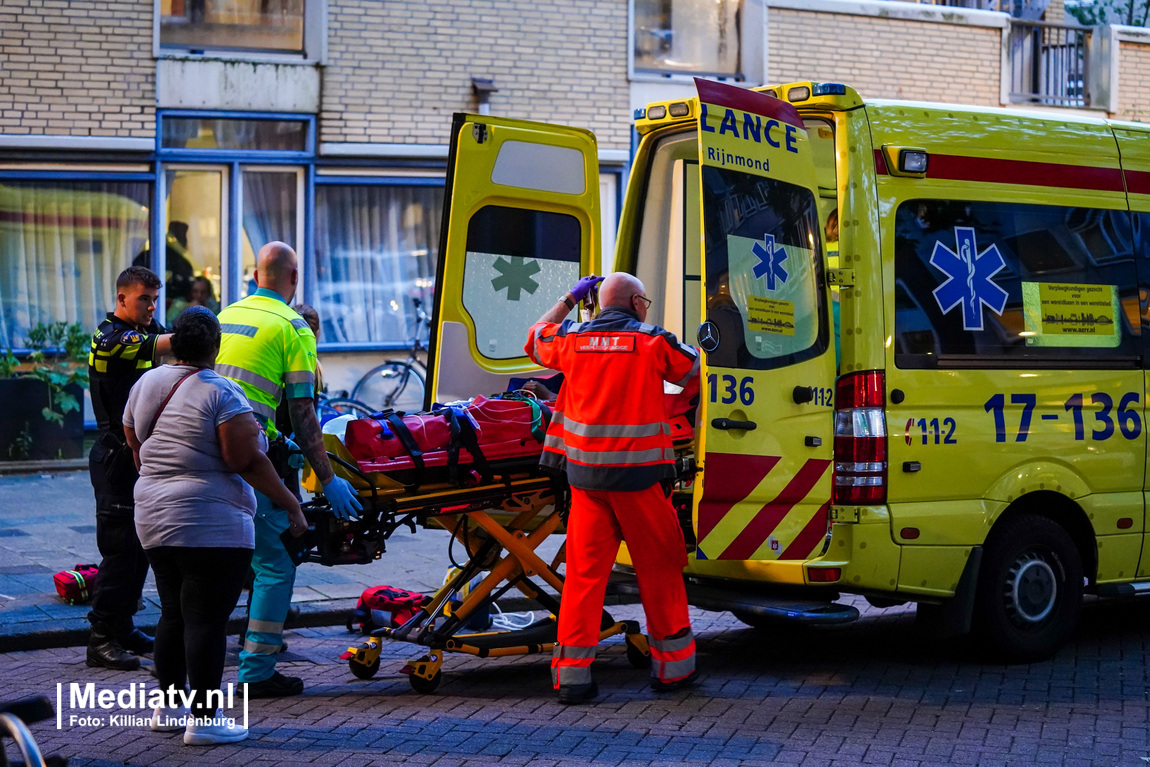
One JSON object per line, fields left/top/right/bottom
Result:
{"left": 898, "top": 0, "right": 1006, "bottom": 9}
{"left": 1007, "top": 19, "right": 1091, "bottom": 107}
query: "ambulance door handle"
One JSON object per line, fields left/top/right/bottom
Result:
{"left": 792, "top": 386, "right": 814, "bottom": 404}
{"left": 713, "top": 418, "right": 757, "bottom": 431}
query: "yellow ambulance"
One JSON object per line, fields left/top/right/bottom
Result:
{"left": 427, "top": 78, "right": 1150, "bottom": 662}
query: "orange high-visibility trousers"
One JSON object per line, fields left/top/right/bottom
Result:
{"left": 552, "top": 483, "right": 696, "bottom": 688}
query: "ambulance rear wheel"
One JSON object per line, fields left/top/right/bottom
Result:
{"left": 408, "top": 669, "right": 441, "bottom": 694}
{"left": 975, "top": 514, "right": 1083, "bottom": 663}
{"left": 349, "top": 656, "right": 380, "bottom": 680}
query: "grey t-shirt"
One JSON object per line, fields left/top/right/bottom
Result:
{"left": 124, "top": 364, "right": 260, "bottom": 550}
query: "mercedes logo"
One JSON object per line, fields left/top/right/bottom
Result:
{"left": 697, "top": 321, "right": 720, "bottom": 353}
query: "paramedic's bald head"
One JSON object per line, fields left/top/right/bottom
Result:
{"left": 254, "top": 241, "right": 299, "bottom": 302}
{"left": 600, "top": 273, "right": 650, "bottom": 322}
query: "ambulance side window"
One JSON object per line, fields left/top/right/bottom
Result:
{"left": 462, "top": 204, "right": 582, "bottom": 360}
{"left": 894, "top": 200, "right": 1140, "bottom": 368}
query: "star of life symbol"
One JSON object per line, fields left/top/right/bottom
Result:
{"left": 930, "top": 227, "right": 1009, "bottom": 331}
{"left": 751, "top": 234, "right": 788, "bottom": 292}
{"left": 491, "top": 256, "right": 541, "bottom": 301}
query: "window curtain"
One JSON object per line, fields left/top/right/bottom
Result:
{"left": 0, "top": 181, "right": 150, "bottom": 349}
{"left": 315, "top": 185, "right": 443, "bottom": 345}
{"left": 242, "top": 170, "right": 297, "bottom": 252}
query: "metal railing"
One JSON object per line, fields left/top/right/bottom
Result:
{"left": 1006, "top": 19, "right": 1091, "bottom": 107}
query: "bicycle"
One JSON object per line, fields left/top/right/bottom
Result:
{"left": 315, "top": 390, "right": 377, "bottom": 423}
{"left": 1, "top": 696, "right": 66, "bottom": 767}
{"left": 351, "top": 297, "right": 428, "bottom": 414}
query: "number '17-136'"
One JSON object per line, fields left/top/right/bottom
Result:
{"left": 984, "top": 392, "right": 1142, "bottom": 443}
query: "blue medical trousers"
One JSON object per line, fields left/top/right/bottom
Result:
{"left": 237, "top": 490, "right": 296, "bottom": 684}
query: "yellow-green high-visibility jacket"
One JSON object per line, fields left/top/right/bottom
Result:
{"left": 216, "top": 288, "right": 316, "bottom": 438}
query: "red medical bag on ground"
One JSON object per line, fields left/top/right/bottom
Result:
{"left": 53, "top": 564, "right": 99, "bottom": 605}
{"left": 346, "top": 585, "right": 426, "bottom": 634}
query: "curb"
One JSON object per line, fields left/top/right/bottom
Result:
{"left": 0, "top": 459, "right": 87, "bottom": 475}
{"left": 0, "top": 594, "right": 637, "bottom": 653}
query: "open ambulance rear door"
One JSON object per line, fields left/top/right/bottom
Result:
{"left": 426, "top": 114, "right": 601, "bottom": 407}
{"left": 690, "top": 79, "right": 838, "bottom": 578}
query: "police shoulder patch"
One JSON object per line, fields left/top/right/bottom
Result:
{"left": 121, "top": 330, "right": 142, "bottom": 345}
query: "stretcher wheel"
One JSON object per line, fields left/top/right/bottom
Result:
{"left": 349, "top": 656, "right": 380, "bottom": 680}
{"left": 625, "top": 635, "right": 651, "bottom": 669}
{"left": 408, "top": 669, "right": 441, "bottom": 693}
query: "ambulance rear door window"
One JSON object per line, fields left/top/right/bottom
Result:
{"left": 701, "top": 165, "right": 827, "bottom": 371}
{"left": 462, "top": 204, "right": 582, "bottom": 360}
{"left": 894, "top": 200, "right": 1140, "bottom": 369}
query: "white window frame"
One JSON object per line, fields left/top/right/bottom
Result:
{"left": 153, "top": 0, "right": 327, "bottom": 64}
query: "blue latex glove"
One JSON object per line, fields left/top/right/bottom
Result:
{"left": 568, "top": 275, "right": 604, "bottom": 303}
{"left": 322, "top": 475, "right": 363, "bottom": 521}
{"left": 283, "top": 437, "right": 306, "bottom": 470}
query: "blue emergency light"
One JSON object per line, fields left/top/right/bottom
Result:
{"left": 813, "top": 82, "right": 847, "bottom": 96}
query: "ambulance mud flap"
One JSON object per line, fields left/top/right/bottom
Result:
{"left": 914, "top": 546, "right": 982, "bottom": 638}
{"left": 611, "top": 573, "right": 858, "bottom": 626}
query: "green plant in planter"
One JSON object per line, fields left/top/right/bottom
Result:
{"left": 23, "top": 321, "right": 90, "bottom": 426}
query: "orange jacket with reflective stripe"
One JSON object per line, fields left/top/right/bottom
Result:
{"left": 525, "top": 308, "right": 700, "bottom": 491}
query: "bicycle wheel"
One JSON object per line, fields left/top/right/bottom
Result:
{"left": 323, "top": 397, "right": 377, "bottom": 418}
{"left": 353, "top": 361, "right": 426, "bottom": 413}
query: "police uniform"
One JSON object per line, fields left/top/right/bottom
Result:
{"left": 216, "top": 288, "right": 316, "bottom": 686}
{"left": 526, "top": 307, "right": 701, "bottom": 694}
{"left": 87, "top": 313, "right": 165, "bottom": 643}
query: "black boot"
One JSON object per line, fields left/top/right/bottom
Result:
{"left": 87, "top": 632, "right": 140, "bottom": 671}
{"left": 118, "top": 628, "right": 154, "bottom": 655}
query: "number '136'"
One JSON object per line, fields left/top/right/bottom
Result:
{"left": 707, "top": 374, "right": 754, "bottom": 405}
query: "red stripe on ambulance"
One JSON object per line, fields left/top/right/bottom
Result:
{"left": 718, "top": 459, "right": 831, "bottom": 560}
{"left": 778, "top": 501, "right": 832, "bottom": 561}
{"left": 695, "top": 453, "right": 780, "bottom": 541}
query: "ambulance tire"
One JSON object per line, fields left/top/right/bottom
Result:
{"left": 975, "top": 514, "right": 1083, "bottom": 663}
{"left": 349, "top": 656, "right": 380, "bottom": 680}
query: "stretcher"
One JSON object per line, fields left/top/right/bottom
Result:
{"left": 297, "top": 393, "right": 695, "bottom": 692}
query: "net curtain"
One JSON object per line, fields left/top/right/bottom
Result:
{"left": 314, "top": 185, "right": 442, "bottom": 345}
{"left": 0, "top": 182, "right": 150, "bottom": 349}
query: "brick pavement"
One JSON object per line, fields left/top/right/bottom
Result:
{"left": 3, "top": 598, "right": 1150, "bottom": 766}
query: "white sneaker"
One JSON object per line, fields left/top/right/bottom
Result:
{"left": 150, "top": 704, "right": 188, "bottom": 732}
{"left": 183, "top": 710, "right": 248, "bottom": 746}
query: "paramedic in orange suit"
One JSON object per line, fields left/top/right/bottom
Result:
{"left": 525, "top": 272, "right": 701, "bottom": 704}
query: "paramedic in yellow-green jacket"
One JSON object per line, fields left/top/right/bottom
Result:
{"left": 216, "top": 241, "right": 362, "bottom": 698}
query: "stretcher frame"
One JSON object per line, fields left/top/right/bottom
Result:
{"left": 301, "top": 436, "right": 651, "bottom": 692}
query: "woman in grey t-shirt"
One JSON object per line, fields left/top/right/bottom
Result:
{"left": 124, "top": 307, "right": 307, "bottom": 747}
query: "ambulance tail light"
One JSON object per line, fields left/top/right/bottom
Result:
{"left": 832, "top": 371, "right": 887, "bottom": 505}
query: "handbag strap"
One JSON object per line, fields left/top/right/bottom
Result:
{"left": 145, "top": 368, "right": 202, "bottom": 440}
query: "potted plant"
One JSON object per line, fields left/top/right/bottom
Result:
{"left": 0, "top": 322, "right": 89, "bottom": 461}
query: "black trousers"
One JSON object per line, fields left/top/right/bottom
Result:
{"left": 146, "top": 546, "right": 252, "bottom": 717}
{"left": 88, "top": 440, "right": 149, "bottom": 638}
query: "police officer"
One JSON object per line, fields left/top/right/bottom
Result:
{"left": 525, "top": 272, "right": 700, "bottom": 704}
{"left": 87, "top": 266, "right": 172, "bottom": 670}
{"left": 216, "top": 241, "right": 361, "bottom": 698}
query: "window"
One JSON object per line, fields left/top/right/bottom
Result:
{"left": 161, "top": 117, "right": 309, "bottom": 152}
{"left": 314, "top": 184, "right": 442, "bottom": 346}
{"left": 0, "top": 180, "right": 151, "bottom": 349}
{"left": 462, "top": 205, "right": 582, "bottom": 360}
{"left": 159, "top": 0, "right": 306, "bottom": 55}
{"left": 701, "top": 166, "right": 827, "bottom": 370}
{"left": 894, "top": 200, "right": 1140, "bottom": 369}
{"left": 633, "top": 0, "right": 743, "bottom": 78}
